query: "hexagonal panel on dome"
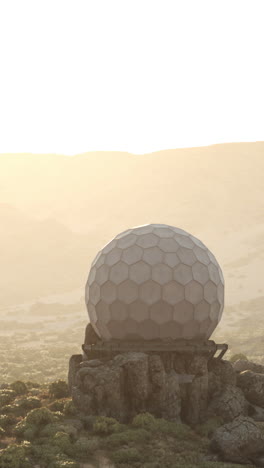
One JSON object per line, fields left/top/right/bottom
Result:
{"left": 122, "top": 245, "right": 143, "bottom": 264}
{"left": 117, "top": 279, "right": 138, "bottom": 304}
{"left": 162, "top": 281, "right": 184, "bottom": 305}
{"left": 136, "top": 233, "right": 159, "bottom": 248}
{"left": 105, "top": 248, "right": 123, "bottom": 266}
{"left": 177, "top": 247, "right": 197, "bottom": 266}
{"left": 194, "top": 300, "right": 210, "bottom": 322}
{"left": 159, "top": 238, "right": 180, "bottom": 252}
{"left": 173, "top": 264, "right": 193, "bottom": 285}
{"left": 100, "top": 281, "right": 117, "bottom": 304}
{"left": 210, "top": 301, "right": 221, "bottom": 321}
{"left": 139, "top": 280, "right": 162, "bottom": 305}
{"left": 116, "top": 233, "right": 137, "bottom": 249}
{"left": 143, "top": 246, "right": 164, "bottom": 265}
{"left": 204, "top": 281, "right": 218, "bottom": 304}
{"left": 185, "top": 280, "right": 204, "bottom": 305}
{"left": 109, "top": 262, "right": 129, "bottom": 284}
{"left": 89, "top": 282, "right": 100, "bottom": 305}
{"left": 96, "top": 300, "right": 111, "bottom": 323}
{"left": 153, "top": 226, "right": 175, "bottom": 237}
{"left": 173, "top": 300, "right": 194, "bottom": 323}
{"left": 164, "top": 252, "right": 180, "bottom": 268}
{"left": 208, "top": 263, "right": 221, "bottom": 285}
{"left": 115, "top": 229, "right": 133, "bottom": 239}
{"left": 85, "top": 223, "right": 225, "bottom": 341}
{"left": 150, "top": 300, "right": 173, "bottom": 324}
{"left": 102, "top": 239, "right": 117, "bottom": 254}
{"left": 95, "top": 264, "right": 110, "bottom": 285}
{"left": 192, "top": 262, "right": 210, "bottom": 285}
{"left": 133, "top": 225, "right": 154, "bottom": 235}
{"left": 152, "top": 263, "right": 173, "bottom": 284}
{"left": 128, "top": 300, "right": 149, "bottom": 322}
{"left": 109, "top": 300, "right": 128, "bottom": 321}
{"left": 193, "top": 246, "right": 210, "bottom": 265}
{"left": 129, "top": 261, "right": 151, "bottom": 284}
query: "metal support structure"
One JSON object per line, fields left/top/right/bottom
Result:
{"left": 82, "top": 339, "right": 228, "bottom": 361}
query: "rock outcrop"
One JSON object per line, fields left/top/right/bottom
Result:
{"left": 69, "top": 345, "right": 264, "bottom": 466}
{"left": 69, "top": 349, "right": 211, "bottom": 425}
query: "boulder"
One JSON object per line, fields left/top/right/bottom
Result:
{"left": 207, "top": 384, "right": 248, "bottom": 422}
{"left": 248, "top": 403, "right": 264, "bottom": 421}
{"left": 237, "top": 370, "right": 264, "bottom": 407}
{"left": 210, "top": 415, "right": 264, "bottom": 464}
{"left": 208, "top": 358, "right": 237, "bottom": 398}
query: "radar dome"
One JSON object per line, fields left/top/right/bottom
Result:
{"left": 85, "top": 224, "right": 224, "bottom": 341}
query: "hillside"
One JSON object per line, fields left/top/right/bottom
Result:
{"left": 0, "top": 142, "right": 264, "bottom": 320}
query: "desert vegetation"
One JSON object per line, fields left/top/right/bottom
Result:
{"left": 0, "top": 379, "right": 257, "bottom": 468}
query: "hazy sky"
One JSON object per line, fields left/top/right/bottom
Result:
{"left": 0, "top": 0, "right": 263, "bottom": 155}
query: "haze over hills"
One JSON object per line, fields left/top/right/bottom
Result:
{"left": 1, "top": 142, "right": 264, "bottom": 332}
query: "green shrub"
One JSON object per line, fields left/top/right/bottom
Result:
{"left": 112, "top": 447, "right": 141, "bottom": 463}
{"left": 0, "top": 390, "right": 16, "bottom": 407}
{"left": 229, "top": 353, "right": 248, "bottom": 362}
{"left": 26, "top": 407, "right": 60, "bottom": 425}
{"left": 106, "top": 428, "right": 151, "bottom": 447}
{"left": 10, "top": 381, "right": 28, "bottom": 396}
{"left": 48, "top": 400, "right": 67, "bottom": 412}
{"left": 0, "top": 414, "right": 16, "bottom": 429}
{"left": 63, "top": 400, "right": 78, "bottom": 417}
{"left": 53, "top": 431, "right": 72, "bottom": 453}
{"left": 0, "top": 426, "right": 5, "bottom": 437}
{"left": 0, "top": 404, "right": 21, "bottom": 416}
{"left": 74, "top": 436, "right": 99, "bottom": 457}
{"left": 17, "top": 396, "right": 41, "bottom": 410}
{"left": 30, "top": 443, "right": 62, "bottom": 464}
{"left": 132, "top": 412, "right": 157, "bottom": 430}
{"left": 49, "top": 381, "right": 69, "bottom": 399}
{"left": 92, "top": 416, "right": 123, "bottom": 435}
{"left": 14, "top": 420, "right": 38, "bottom": 441}
{"left": 0, "top": 442, "right": 31, "bottom": 468}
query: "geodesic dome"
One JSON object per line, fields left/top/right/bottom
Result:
{"left": 85, "top": 224, "right": 224, "bottom": 341}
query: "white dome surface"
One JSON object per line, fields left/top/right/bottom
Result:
{"left": 85, "top": 224, "right": 224, "bottom": 341}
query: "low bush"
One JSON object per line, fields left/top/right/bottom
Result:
{"left": 10, "top": 381, "right": 28, "bottom": 396}
{"left": 112, "top": 447, "right": 141, "bottom": 464}
{"left": 106, "top": 428, "right": 151, "bottom": 447}
{"left": 0, "top": 390, "right": 16, "bottom": 407}
{"left": 49, "top": 380, "right": 69, "bottom": 399}
{"left": 0, "top": 442, "right": 31, "bottom": 468}
{"left": 92, "top": 416, "right": 124, "bottom": 435}
{"left": 17, "top": 396, "right": 41, "bottom": 410}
